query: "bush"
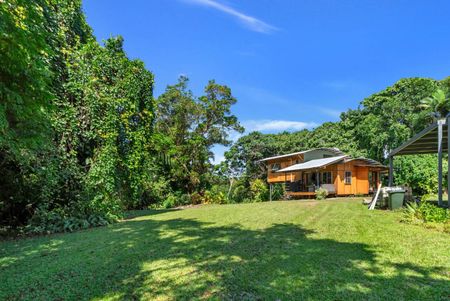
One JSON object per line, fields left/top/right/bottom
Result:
{"left": 393, "top": 155, "right": 444, "bottom": 196}
{"left": 25, "top": 207, "right": 117, "bottom": 235}
{"left": 140, "top": 177, "right": 172, "bottom": 208}
{"left": 272, "top": 183, "right": 285, "bottom": 200}
{"left": 315, "top": 187, "right": 328, "bottom": 200}
{"left": 250, "top": 179, "right": 269, "bottom": 202}
{"left": 231, "top": 184, "right": 250, "bottom": 203}
{"left": 161, "top": 193, "right": 192, "bottom": 209}
{"left": 402, "top": 201, "right": 449, "bottom": 227}
{"left": 203, "top": 185, "right": 229, "bottom": 204}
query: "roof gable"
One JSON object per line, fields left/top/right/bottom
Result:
{"left": 276, "top": 155, "right": 348, "bottom": 172}
{"left": 259, "top": 148, "right": 344, "bottom": 162}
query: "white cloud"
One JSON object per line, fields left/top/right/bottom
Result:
{"left": 182, "top": 0, "right": 277, "bottom": 34}
{"left": 243, "top": 120, "right": 318, "bottom": 132}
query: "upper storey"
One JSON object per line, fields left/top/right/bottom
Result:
{"left": 259, "top": 148, "right": 344, "bottom": 182}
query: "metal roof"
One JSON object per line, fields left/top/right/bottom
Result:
{"left": 389, "top": 120, "right": 448, "bottom": 156}
{"left": 276, "top": 155, "right": 348, "bottom": 172}
{"left": 259, "top": 148, "right": 344, "bottom": 162}
{"left": 344, "top": 157, "right": 387, "bottom": 168}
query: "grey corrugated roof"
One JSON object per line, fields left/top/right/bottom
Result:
{"left": 258, "top": 150, "right": 309, "bottom": 162}
{"left": 344, "top": 157, "right": 387, "bottom": 167}
{"left": 389, "top": 120, "right": 448, "bottom": 156}
{"left": 259, "top": 148, "right": 343, "bottom": 162}
{"left": 276, "top": 155, "right": 347, "bottom": 172}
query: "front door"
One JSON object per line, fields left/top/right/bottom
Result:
{"left": 369, "top": 171, "right": 378, "bottom": 193}
{"left": 303, "top": 172, "right": 318, "bottom": 191}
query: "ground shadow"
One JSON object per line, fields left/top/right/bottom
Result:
{"left": 1, "top": 215, "right": 449, "bottom": 300}
{"left": 123, "top": 208, "right": 181, "bottom": 220}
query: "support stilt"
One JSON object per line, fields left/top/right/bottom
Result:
{"left": 269, "top": 184, "right": 273, "bottom": 201}
{"left": 438, "top": 120, "right": 443, "bottom": 206}
{"left": 447, "top": 115, "right": 450, "bottom": 208}
{"left": 389, "top": 156, "right": 393, "bottom": 187}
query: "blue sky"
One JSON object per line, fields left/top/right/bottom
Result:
{"left": 83, "top": 0, "right": 450, "bottom": 162}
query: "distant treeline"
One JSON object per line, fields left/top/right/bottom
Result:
{"left": 221, "top": 77, "right": 450, "bottom": 198}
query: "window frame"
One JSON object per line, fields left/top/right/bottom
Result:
{"left": 271, "top": 163, "right": 281, "bottom": 172}
{"left": 321, "top": 171, "right": 332, "bottom": 184}
{"left": 344, "top": 171, "right": 352, "bottom": 185}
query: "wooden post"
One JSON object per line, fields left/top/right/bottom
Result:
{"left": 389, "top": 156, "right": 393, "bottom": 187}
{"left": 438, "top": 120, "right": 443, "bottom": 206}
{"left": 447, "top": 115, "right": 450, "bottom": 208}
{"left": 269, "top": 184, "right": 273, "bottom": 201}
{"left": 316, "top": 170, "right": 319, "bottom": 188}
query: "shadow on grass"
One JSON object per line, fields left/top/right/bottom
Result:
{"left": 1, "top": 216, "right": 449, "bottom": 300}
{"left": 123, "top": 208, "right": 181, "bottom": 220}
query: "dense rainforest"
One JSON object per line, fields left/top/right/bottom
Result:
{"left": 1, "top": 1, "right": 449, "bottom": 234}
{"left": 0, "top": 0, "right": 242, "bottom": 233}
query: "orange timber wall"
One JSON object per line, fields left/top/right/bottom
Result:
{"left": 335, "top": 162, "right": 369, "bottom": 195}
{"left": 267, "top": 154, "right": 304, "bottom": 183}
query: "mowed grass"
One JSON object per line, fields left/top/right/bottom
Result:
{"left": 1, "top": 199, "right": 449, "bottom": 301}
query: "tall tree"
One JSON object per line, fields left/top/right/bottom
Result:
{"left": 419, "top": 88, "right": 450, "bottom": 120}
{"left": 156, "top": 77, "right": 243, "bottom": 194}
{"left": 64, "top": 36, "right": 155, "bottom": 211}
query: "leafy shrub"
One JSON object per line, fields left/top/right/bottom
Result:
{"left": 139, "top": 177, "right": 172, "bottom": 208}
{"left": 403, "top": 201, "right": 449, "bottom": 227}
{"left": 315, "top": 187, "right": 328, "bottom": 200}
{"left": 250, "top": 179, "right": 269, "bottom": 202}
{"left": 393, "top": 155, "right": 444, "bottom": 196}
{"left": 161, "top": 193, "right": 194, "bottom": 209}
{"left": 272, "top": 183, "right": 285, "bottom": 200}
{"left": 190, "top": 192, "right": 203, "bottom": 205}
{"left": 26, "top": 207, "right": 116, "bottom": 235}
{"left": 203, "top": 185, "right": 228, "bottom": 204}
{"left": 230, "top": 184, "right": 250, "bottom": 203}
{"left": 161, "top": 195, "right": 177, "bottom": 209}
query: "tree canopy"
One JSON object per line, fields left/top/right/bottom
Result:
{"left": 0, "top": 1, "right": 243, "bottom": 233}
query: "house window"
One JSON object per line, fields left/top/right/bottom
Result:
{"left": 321, "top": 172, "right": 332, "bottom": 184}
{"left": 344, "top": 171, "right": 352, "bottom": 184}
{"left": 271, "top": 163, "right": 281, "bottom": 172}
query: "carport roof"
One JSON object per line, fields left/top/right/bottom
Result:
{"left": 389, "top": 120, "right": 448, "bottom": 156}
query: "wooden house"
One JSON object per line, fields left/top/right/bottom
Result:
{"left": 259, "top": 148, "right": 388, "bottom": 198}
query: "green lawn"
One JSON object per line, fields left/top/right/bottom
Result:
{"left": 1, "top": 199, "right": 449, "bottom": 301}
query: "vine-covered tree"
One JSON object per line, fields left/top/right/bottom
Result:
{"left": 0, "top": 1, "right": 159, "bottom": 231}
